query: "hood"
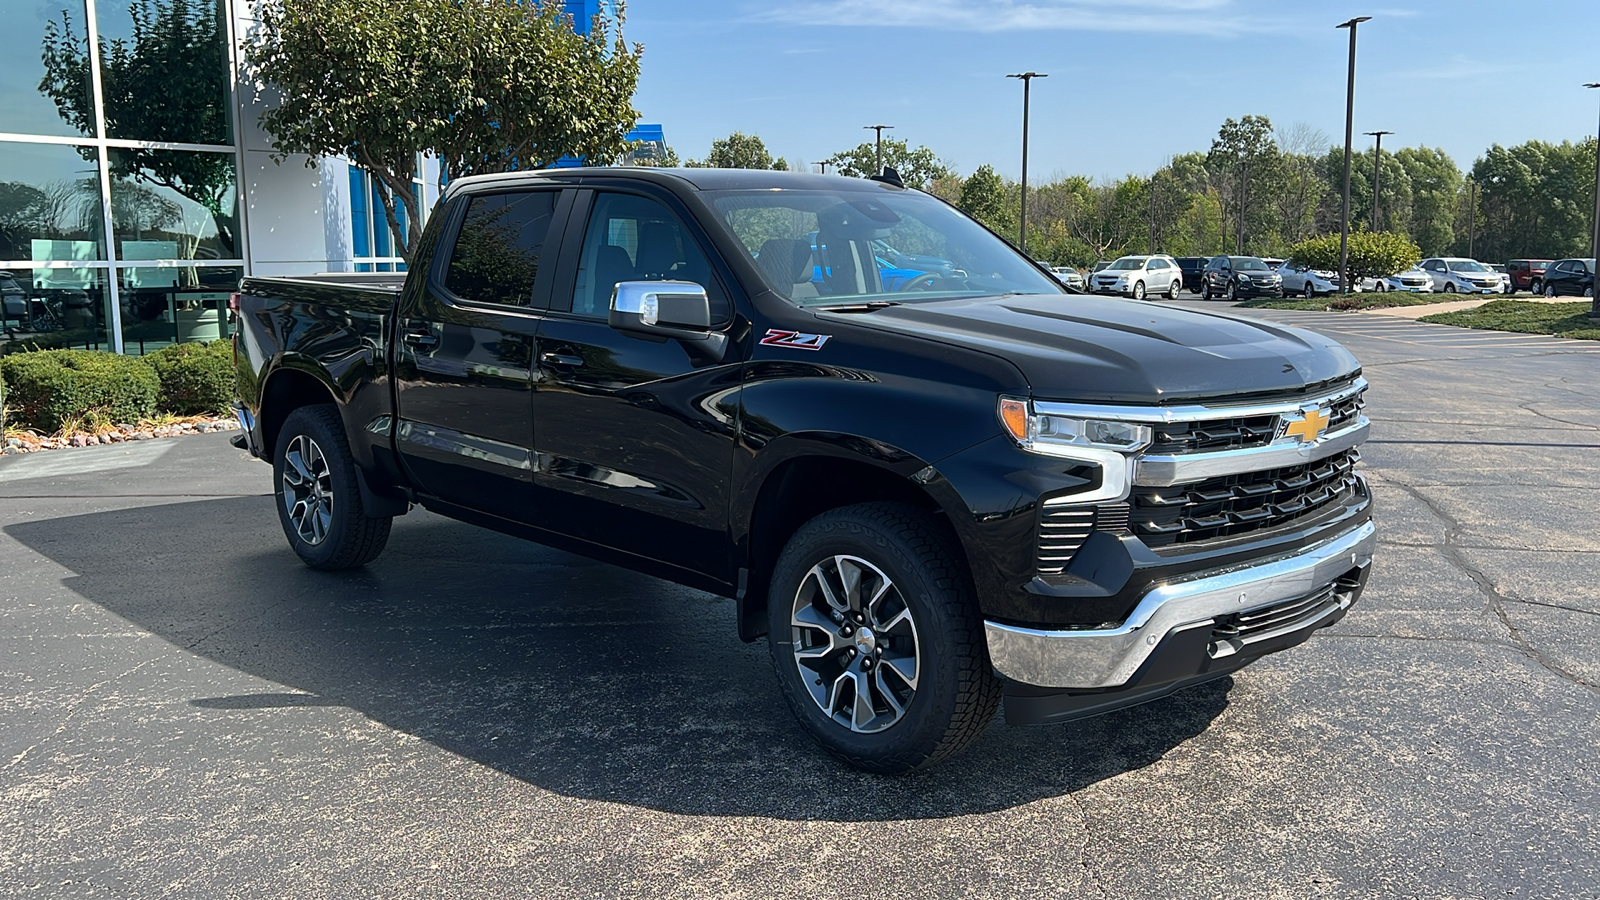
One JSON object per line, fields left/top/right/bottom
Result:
{"left": 820, "top": 294, "right": 1360, "bottom": 404}
{"left": 1234, "top": 267, "right": 1279, "bottom": 276}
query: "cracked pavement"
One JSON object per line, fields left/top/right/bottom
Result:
{"left": 1, "top": 307, "right": 1597, "bottom": 898}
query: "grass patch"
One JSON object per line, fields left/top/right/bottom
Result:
{"left": 1417, "top": 300, "right": 1600, "bottom": 340}
{"left": 1236, "top": 292, "right": 1443, "bottom": 311}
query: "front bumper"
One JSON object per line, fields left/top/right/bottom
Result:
{"left": 986, "top": 518, "right": 1373, "bottom": 714}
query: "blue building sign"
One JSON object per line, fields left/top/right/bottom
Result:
{"left": 555, "top": 1, "right": 665, "bottom": 168}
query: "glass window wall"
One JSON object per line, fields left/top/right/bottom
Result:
{"left": 94, "top": 0, "right": 232, "bottom": 145}
{"left": 0, "top": 267, "right": 112, "bottom": 353}
{"left": 117, "top": 264, "right": 238, "bottom": 354}
{"left": 0, "top": 141, "right": 107, "bottom": 263}
{"left": 109, "top": 147, "right": 238, "bottom": 261}
{"left": 2, "top": 0, "right": 95, "bottom": 138}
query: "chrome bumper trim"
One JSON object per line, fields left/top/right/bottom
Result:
{"left": 984, "top": 519, "right": 1376, "bottom": 689}
{"left": 1134, "top": 417, "right": 1368, "bottom": 487}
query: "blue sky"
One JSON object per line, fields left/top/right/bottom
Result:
{"left": 626, "top": 0, "right": 1600, "bottom": 181}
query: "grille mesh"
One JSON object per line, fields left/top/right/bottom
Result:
{"left": 1132, "top": 449, "right": 1362, "bottom": 547}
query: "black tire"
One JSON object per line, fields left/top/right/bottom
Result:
{"left": 1132, "top": 280, "right": 1146, "bottom": 301}
{"left": 1530, "top": 279, "right": 1542, "bottom": 295}
{"left": 766, "top": 502, "right": 1001, "bottom": 774}
{"left": 1303, "top": 282, "right": 1315, "bottom": 299}
{"left": 1444, "top": 282, "right": 1456, "bottom": 294}
{"left": 272, "top": 404, "right": 392, "bottom": 570}
{"left": 1226, "top": 282, "right": 1238, "bottom": 302}
{"left": 1200, "top": 282, "right": 1212, "bottom": 300}
{"left": 1545, "top": 284, "right": 1557, "bottom": 298}
{"left": 1167, "top": 279, "right": 1181, "bottom": 300}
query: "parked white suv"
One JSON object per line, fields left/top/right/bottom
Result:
{"left": 1276, "top": 259, "right": 1342, "bottom": 297}
{"left": 1418, "top": 258, "right": 1501, "bottom": 294}
{"left": 1364, "top": 266, "right": 1434, "bottom": 293}
{"left": 1089, "top": 254, "right": 1183, "bottom": 301}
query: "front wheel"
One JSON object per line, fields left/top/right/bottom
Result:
{"left": 1200, "top": 282, "right": 1212, "bottom": 300}
{"left": 1132, "top": 280, "right": 1146, "bottom": 301}
{"left": 1444, "top": 282, "right": 1457, "bottom": 294}
{"left": 1303, "top": 282, "right": 1315, "bottom": 299}
{"left": 272, "top": 404, "right": 393, "bottom": 570}
{"left": 1530, "top": 279, "right": 1542, "bottom": 295}
{"left": 1226, "top": 282, "right": 1238, "bottom": 302}
{"left": 767, "top": 503, "right": 1001, "bottom": 774}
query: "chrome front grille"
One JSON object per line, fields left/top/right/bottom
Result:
{"left": 1131, "top": 449, "right": 1362, "bottom": 547}
{"left": 1148, "top": 415, "right": 1278, "bottom": 454}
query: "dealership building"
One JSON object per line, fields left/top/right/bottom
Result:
{"left": 0, "top": 0, "right": 659, "bottom": 356}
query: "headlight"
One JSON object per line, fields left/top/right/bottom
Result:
{"left": 998, "top": 398, "right": 1152, "bottom": 455}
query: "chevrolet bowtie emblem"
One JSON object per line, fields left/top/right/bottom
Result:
{"left": 1284, "top": 407, "right": 1330, "bottom": 444}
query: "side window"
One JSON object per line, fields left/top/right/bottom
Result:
{"left": 567, "top": 192, "right": 726, "bottom": 322}
{"left": 1148, "top": 259, "right": 1166, "bottom": 270}
{"left": 444, "top": 191, "right": 558, "bottom": 306}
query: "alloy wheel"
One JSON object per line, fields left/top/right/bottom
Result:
{"left": 281, "top": 434, "right": 334, "bottom": 545}
{"left": 789, "top": 554, "right": 920, "bottom": 733}
{"left": 1304, "top": 283, "right": 1315, "bottom": 299}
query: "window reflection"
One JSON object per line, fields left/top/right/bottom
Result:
{"left": 0, "top": 141, "right": 106, "bottom": 262}
{"left": 109, "top": 147, "right": 238, "bottom": 261}
{"left": 3, "top": 0, "right": 93, "bottom": 137}
{"left": 117, "top": 264, "right": 238, "bottom": 354}
{"left": 0, "top": 266, "right": 111, "bottom": 353}
{"left": 93, "top": 0, "right": 231, "bottom": 145}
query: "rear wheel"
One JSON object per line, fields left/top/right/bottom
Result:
{"left": 767, "top": 502, "right": 1000, "bottom": 774}
{"left": 1167, "top": 279, "right": 1181, "bottom": 300}
{"left": 1545, "top": 284, "right": 1557, "bottom": 298}
{"left": 272, "top": 404, "right": 392, "bottom": 570}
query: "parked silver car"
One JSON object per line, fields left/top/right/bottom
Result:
{"left": 1088, "top": 254, "right": 1184, "bottom": 301}
{"left": 1364, "top": 267, "right": 1434, "bottom": 293}
{"left": 1049, "top": 266, "right": 1084, "bottom": 290}
{"left": 1419, "top": 258, "right": 1501, "bottom": 294}
{"left": 1275, "top": 259, "right": 1342, "bottom": 298}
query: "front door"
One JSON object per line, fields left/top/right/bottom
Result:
{"left": 530, "top": 188, "right": 743, "bottom": 578}
{"left": 392, "top": 188, "right": 569, "bottom": 522}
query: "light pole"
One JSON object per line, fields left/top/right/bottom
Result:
{"left": 1586, "top": 84, "right": 1600, "bottom": 261}
{"left": 864, "top": 124, "right": 893, "bottom": 173}
{"left": 1365, "top": 130, "right": 1392, "bottom": 231}
{"left": 1467, "top": 179, "right": 1478, "bottom": 258}
{"left": 1007, "top": 72, "right": 1046, "bottom": 251}
{"left": 816, "top": 161, "right": 830, "bottom": 175}
{"left": 1336, "top": 16, "right": 1371, "bottom": 290}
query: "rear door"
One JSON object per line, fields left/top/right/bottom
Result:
{"left": 392, "top": 187, "right": 571, "bottom": 521}
{"left": 529, "top": 186, "right": 744, "bottom": 577}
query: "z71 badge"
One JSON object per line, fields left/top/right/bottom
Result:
{"left": 759, "top": 329, "right": 831, "bottom": 351}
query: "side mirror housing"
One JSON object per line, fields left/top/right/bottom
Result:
{"left": 610, "top": 280, "right": 711, "bottom": 335}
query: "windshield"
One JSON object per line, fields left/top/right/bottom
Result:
{"left": 1108, "top": 258, "right": 1147, "bottom": 270}
{"left": 1447, "top": 260, "right": 1490, "bottom": 272}
{"left": 1230, "top": 257, "right": 1268, "bottom": 269}
{"left": 707, "top": 188, "right": 1062, "bottom": 306}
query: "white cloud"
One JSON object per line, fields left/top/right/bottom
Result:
{"left": 749, "top": 0, "right": 1270, "bottom": 36}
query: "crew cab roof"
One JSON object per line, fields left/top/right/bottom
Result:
{"left": 442, "top": 166, "right": 902, "bottom": 200}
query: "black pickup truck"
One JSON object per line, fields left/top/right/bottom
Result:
{"left": 232, "top": 167, "right": 1375, "bottom": 773}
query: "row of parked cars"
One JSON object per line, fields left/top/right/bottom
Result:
{"left": 1049, "top": 254, "right": 1595, "bottom": 300}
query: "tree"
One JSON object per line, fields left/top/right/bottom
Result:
{"left": 39, "top": 0, "right": 236, "bottom": 261}
{"left": 1208, "top": 115, "right": 1278, "bottom": 253}
{"left": 1271, "top": 123, "right": 1331, "bottom": 247}
{"left": 1289, "top": 231, "right": 1420, "bottom": 285}
{"left": 686, "top": 132, "right": 787, "bottom": 170}
{"left": 1467, "top": 139, "right": 1597, "bottom": 260}
{"left": 1394, "top": 146, "right": 1461, "bottom": 256}
{"left": 823, "top": 138, "right": 954, "bottom": 190}
{"left": 959, "top": 165, "right": 1011, "bottom": 237}
{"left": 246, "top": 0, "right": 642, "bottom": 261}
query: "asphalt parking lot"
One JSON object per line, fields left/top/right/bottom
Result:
{"left": 2, "top": 305, "right": 1598, "bottom": 898}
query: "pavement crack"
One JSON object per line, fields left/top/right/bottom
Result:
{"left": 1514, "top": 401, "right": 1600, "bottom": 432}
{"left": 1387, "top": 480, "right": 1598, "bottom": 693}
{"left": 3, "top": 645, "right": 156, "bottom": 772}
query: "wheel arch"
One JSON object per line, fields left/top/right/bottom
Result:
{"left": 258, "top": 360, "right": 342, "bottom": 464}
{"left": 734, "top": 440, "right": 972, "bottom": 643}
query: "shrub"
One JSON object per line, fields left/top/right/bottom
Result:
{"left": 1288, "top": 231, "right": 1422, "bottom": 285}
{"left": 146, "top": 341, "right": 235, "bottom": 416}
{"left": 0, "top": 349, "right": 160, "bottom": 433}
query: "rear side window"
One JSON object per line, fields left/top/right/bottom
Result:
{"left": 444, "top": 191, "right": 558, "bottom": 306}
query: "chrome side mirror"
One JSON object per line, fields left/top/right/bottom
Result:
{"left": 610, "top": 280, "right": 711, "bottom": 333}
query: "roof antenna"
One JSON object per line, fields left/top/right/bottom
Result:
{"left": 868, "top": 166, "right": 904, "bottom": 188}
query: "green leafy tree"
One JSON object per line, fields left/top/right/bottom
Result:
{"left": 823, "top": 138, "right": 954, "bottom": 190}
{"left": 1289, "top": 231, "right": 1420, "bottom": 284}
{"left": 958, "top": 165, "right": 1012, "bottom": 237}
{"left": 246, "top": 0, "right": 642, "bottom": 261}
{"left": 39, "top": 0, "right": 236, "bottom": 259}
{"left": 1467, "top": 139, "right": 1597, "bottom": 260}
{"left": 1208, "top": 115, "right": 1278, "bottom": 253}
{"left": 686, "top": 132, "right": 787, "bottom": 170}
{"left": 1394, "top": 146, "right": 1462, "bottom": 256}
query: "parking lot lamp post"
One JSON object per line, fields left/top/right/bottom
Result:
{"left": 1366, "top": 130, "right": 1392, "bottom": 231}
{"left": 1007, "top": 72, "right": 1046, "bottom": 252}
{"left": 1587, "top": 84, "right": 1600, "bottom": 261}
{"left": 816, "top": 162, "right": 830, "bottom": 174}
{"left": 864, "top": 125, "right": 893, "bottom": 173}
{"left": 1468, "top": 180, "right": 1477, "bottom": 258}
{"left": 1336, "top": 16, "right": 1371, "bottom": 290}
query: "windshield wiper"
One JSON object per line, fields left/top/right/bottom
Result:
{"left": 814, "top": 300, "right": 901, "bottom": 313}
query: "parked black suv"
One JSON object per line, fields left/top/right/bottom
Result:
{"left": 1175, "top": 257, "right": 1207, "bottom": 293}
{"left": 232, "top": 168, "right": 1374, "bottom": 773}
{"left": 1541, "top": 258, "right": 1595, "bottom": 298}
{"left": 1200, "top": 255, "right": 1284, "bottom": 301}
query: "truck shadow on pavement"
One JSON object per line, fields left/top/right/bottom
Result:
{"left": 7, "top": 497, "right": 1232, "bottom": 821}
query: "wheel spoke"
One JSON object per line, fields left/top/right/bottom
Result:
{"left": 283, "top": 447, "right": 311, "bottom": 487}
{"left": 812, "top": 566, "right": 846, "bottom": 613}
{"left": 881, "top": 653, "right": 918, "bottom": 691}
{"left": 848, "top": 670, "right": 876, "bottom": 730}
{"left": 873, "top": 667, "right": 906, "bottom": 719}
{"left": 835, "top": 556, "right": 864, "bottom": 611}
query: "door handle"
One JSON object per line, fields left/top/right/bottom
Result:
{"left": 402, "top": 329, "right": 439, "bottom": 349}
{"left": 541, "top": 351, "right": 584, "bottom": 368}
